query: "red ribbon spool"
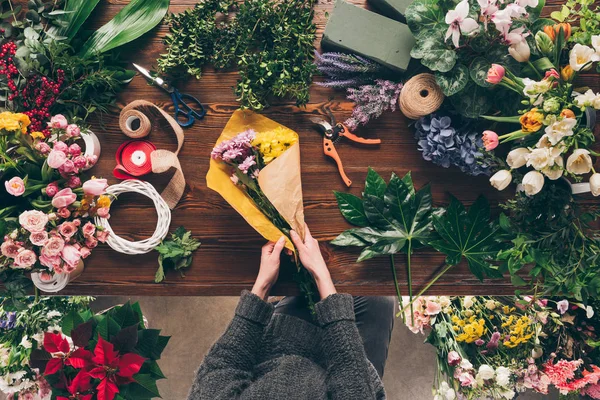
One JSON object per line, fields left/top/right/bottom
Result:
{"left": 113, "top": 140, "right": 156, "bottom": 180}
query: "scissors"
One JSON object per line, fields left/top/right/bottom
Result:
{"left": 133, "top": 63, "right": 206, "bottom": 128}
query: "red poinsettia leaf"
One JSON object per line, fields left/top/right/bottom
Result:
{"left": 71, "top": 321, "right": 93, "bottom": 348}
{"left": 57, "top": 397, "right": 70, "bottom": 400}
{"left": 87, "top": 367, "right": 107, "bottom": 380}
{"left": 114, "top": 374, "right": 135, "bottom": 386}
{"left": 81, "top": 395, "right": 93, "bottom": 400}
{"left": 43, "top": 332, "right": 69, "bottom": 354}
{"left": 67, "top": 348, "right": 93, "bottom": 369}
{"left": 68, "top": 370, "right": 92, "bottom": 394}
{"left": 92, "top": 335, "right": 119, "bottom": 367}
{"left": 97, "top": 378, "right": 120, "bottom": 400}
{"left": 44, "top": 358, "right": 63, "bottom": 376}
{"left": 116, "top": 353, "right": 146, "bottom": 378}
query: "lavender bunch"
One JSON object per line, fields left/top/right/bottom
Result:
{"left": 314, "top": 51, "right": 389, "bottom": 88}
{"left": 344, "top": 80, "right": 403, "bottom": 130}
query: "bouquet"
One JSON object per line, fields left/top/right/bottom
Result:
{"left": 406, "top": 295, "right": 600, "bottom": 399}
{"left": 0, "top": 113, "right": 111, "bottom": 298}
{"left": 207, "top": 110, "right": 315, "bottom": 303}
{"left": 0, "top": 296, "right": 93, "bottom": 399}
{"left": 41, "top": 302, "right": 169, "bottom": 400}
{"left": 484, "top": 24, "right": 600, "bottom": 196}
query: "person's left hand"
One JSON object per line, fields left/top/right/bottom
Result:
{"left": 251, "top": 236, "right": 286, "bottom": 300}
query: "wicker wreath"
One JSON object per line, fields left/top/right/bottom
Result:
{"left": 95, "top": 180, "right": 171, "bottom": 255}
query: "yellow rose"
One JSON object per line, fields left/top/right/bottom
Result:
{"left": 520, "top": 108, "right": 544, "bottom": 132}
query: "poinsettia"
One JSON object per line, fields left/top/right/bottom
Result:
{"left": 43, "top": 332, "right": 92, "bottom": 375}
{"left": 58, "top": 372, "right": 94, "bottom": 400}
{"left": 87, "top": 335, "right": 146, "bottom": 400}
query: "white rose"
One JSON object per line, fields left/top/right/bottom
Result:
{"left": 542, "top": 156, "right": 564, "bottom": 180}
{"left": 570, "top": 43, "right": 600, "bottom": 71}
{"left": 566, "top": 149, "right": 593, "bottom": 175}
{"left": 490, "top": 170, "right": 512, "bottom": 191}
{"left": 506, "top": 148, "right": 530, "bottom": 168}
{"left": 522, "top": 171, "right": 545, "bottom": 196}
{"left": 495, "top": 366, "right": 512, "bottom": 387}
{"left": 532, "top": 347, "right": 543, "bottom": 359}
{"left": 543, "top": 117, "right": 577, "bottom": 145}
{"left": 477, "top": 364, "right": 495, "bottom": 380}
{"left": 526, "top": 148, "right": 553, "bottom": 170}
{"left": 463, "top": 296, "right": 475, "bottom": 309}
{"left": 19, "top": 335, "right": 32, "bottom": 349}
{"left": 445, "top": 388, "right": 456, "bottom": 400}
{"left": 590, "top": 173, "right": 600, "bottom": 196}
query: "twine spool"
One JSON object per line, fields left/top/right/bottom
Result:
{"left": 95, "top": 180, "right": 171, "bottom": 255}
{"left": 399, "top": 73, "right": 445, "bottom": 120}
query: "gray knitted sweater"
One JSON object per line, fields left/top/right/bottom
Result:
{"left": 187, "top": 291, "right": 386, "bottom": 400}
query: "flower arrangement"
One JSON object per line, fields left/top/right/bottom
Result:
{"left": 406, "top": 295, "right": 600, "bottom": 399}
{"left": 1, "top": 113, "right": 111, "bottom": 298}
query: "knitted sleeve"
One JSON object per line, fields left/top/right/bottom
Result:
{"left": 315, "top": 293, "right": 380, "bottom": 400}
{"left": 187, "top": 290, "right": 273, "bottom": 400}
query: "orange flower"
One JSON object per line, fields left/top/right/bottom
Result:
{"left": 520, "top": 108, "right": 544, "bottom": 132}
{"left": 544, "top": 23, "right": 571, "bottom": 41}
{"left": 561, "top": 65, "right": 574, "bottom": 82}
{"left": 560, "top": 109, "right": 575, "bottom": 119}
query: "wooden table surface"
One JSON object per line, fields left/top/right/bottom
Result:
{"left": 55, "top": 0, "right": 599, "bottom": 297}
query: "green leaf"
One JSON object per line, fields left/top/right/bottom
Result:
{"left": 405, "top": 1, "right": 445, "bottom": 38}
{"left": 331, "top": 229, "right": 369, "bottom": 247}
{"left": 128, "top": 374, "right": 161, "bottom": 398}
{"left": 112, "top": 302, "right": 141, "bottom": 328}
{"left": 550, "top": 5, "right": 569, "bottom": 22}
{"left": 61, "top": 310, "right": 84, "bottom": 337}
{"left": 421, "top": 44, "right": 457, "bottom": 73}
{"left": 334, "top": 192, "right": 368, "bottom": 227}
{"left": 450, "top": 82, "right": 492, "bottom": 118}
{"left": 469, "top": 57, "right": 492, "bottom": 88}
{"left": 364, "top": 194, "right": 395, "bottom": 229}
{"left": 429, "top": 196, "right": 503, "bottom": 281}
{"left": 435, "top": 63, "right": 469, "bottom": 96}
{"left": 80, "top": 0, "right": 169, "bottom": 58}
{"left": 47, "top": 0, "right": 100, "bottom": 40}
{"left": 96, "top": 315, "right": 121, "bottom": 341}
{"left": 363, "top": 168, "right": 386, "bottom": 199}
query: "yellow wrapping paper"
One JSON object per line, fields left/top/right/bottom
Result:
{"left": 206, "top": 110, "right": 305, "bottom": 251}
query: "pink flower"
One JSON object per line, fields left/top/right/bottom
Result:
{"left": 61, "top": 244, "right": 81, "bottom": 269}
{"left": 82, "top": 178, "right": 108, "bottom": 196}
{"left": 4, "top": 176, "right": 25, "bottom": 196}
{"left": 66, "top": 175, "right": 81, "bottom": 188}
{"left": 86, "top": 154, "right": 98, "bottom": 166}
{"left": 82, "top": 222, "right": 96, "bottom": 238}
{"left": 48, "top": 114, "right": 68, "bottom": 129}
{"left": 583, "top": 383, "right": 600, "bottom": 399}
{"left": 448, "top": 351, "right": 461, "bottom": 366}
{"left": 51, "top": 188, "right": 77, "bottom": 209}
{"left": 58, "top": 222, "right": 77, "bottom": 239}
{"left": 35, "top": 142, "right": 51, "bottom": 154}
{"left": 486, "top": 64, "right": 505, "bottom": 84}
{"left": 425, "top": 300, "right": 442, "bottom": 316}
{"left": 42, "top": 235, "right": 65, "bottom": 257}
{"left": 96, "top": 230, "right": 109, "bottom": 243}
{"left": 52, "top": 141, "right": 68, "bottom": 153}
{"left": 73, "top": 156, "right": 87, "bottom": 169}
{"left": 45, "top": 182, "right": 59, "bottom": 197}
{"left": 457, "top": 372, "right": 476, "bottom": 387}
{"left": 1, "top": 240, "right": 21, "bottom": 258}
{"left": 96, "top": 207, "right": 110, "bottom": 219}
{"left": 66, "top": 124, "right": 80, "bottom": 137}
{"left": 482, "top": 130, "right": 499, "bottom": 151}
{"left": 557, "top": 299, "right": 569, "bottom": 315}
{"left": 59, "top": 159, "right": 76, "bottom": 174}
{"left": 238, "top": 155, "right": 256, "bottom": 174}
{"left": 544, "top": 69, "right": 560, "bottom": 87}
{"left": 57, "top": 208, "right": 71, "bottom": 219}
{"left": 47, "top": 150, "right": 67, "bottom": 169}
{"left": 79, "top": 246, "right": 91, "bottom": 259}
{"left": 19, "top": 210, "right": 49, "bottom": 232}
{"left": 39, "top": 253, "right": 61, "bottom": 270}
{"left": 29, "top": 231, "right": 49, "bottom": 246}
{"left": 14, "top": 249, "right": 37, "bottom": 269}
{"left": 85, "top": 236, "right": 98, "bottom": 249}
{"left": 68, "top": 143, "right": 81, "bottom": 157}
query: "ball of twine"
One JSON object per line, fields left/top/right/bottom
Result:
{"left": 95, "top": 180, "right": 171, "bottom": 255}
{"left": 399, "top": 73, "right": 445, "bottom": 120}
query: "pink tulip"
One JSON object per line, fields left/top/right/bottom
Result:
{"left": 51, "top": 188, "right": 77, "bottom": 209}
{"left": 486, "top": 64, "right": 505, "bottom": 84}
{"left": 73, "top": 156, "right": 87, "bottom": 169}
{"left": 482, "top": 130, "right": 499, "bottom": 151}
{"left": 4, "top": 176, "right": 25, "bottom": 196}
{"left": 82, "top": 178, "right": 108, "bottom": 196}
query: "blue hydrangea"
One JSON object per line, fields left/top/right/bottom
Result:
{"left": 415, "top": 114, "right": 490, "bottom": 176}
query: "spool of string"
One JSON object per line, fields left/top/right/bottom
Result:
{"left": 399, "top": 73, "right": 445, "bottom": 120}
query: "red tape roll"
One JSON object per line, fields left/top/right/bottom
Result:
{"left": 113, "top": 140, "right": 156, "bottom": 180}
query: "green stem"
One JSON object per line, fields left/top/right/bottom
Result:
{"left": 527, "top": 61, "right": 543, "bottom": 79}
{"left": 407, "top": 241, "right": 413, "bottom": 325}
{"left": 34, "top": 286, "right": 39, "bottom": 304}
{"left": 390, "top": 254, "right": 404, "bottom": 323}
{"left": 397, "top": 263, "right": 453, "bottom": 317}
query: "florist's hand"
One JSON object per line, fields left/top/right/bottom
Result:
{"left": 290, "top": 224, "right": 337, "bottom": 300}
{"left": 252, "top": 236, "right": 286, "bottom": 300}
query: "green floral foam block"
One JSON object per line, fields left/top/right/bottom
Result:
{"left": 368, "top": 0, "right": 413, "bottom": 22}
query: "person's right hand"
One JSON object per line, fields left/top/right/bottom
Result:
{"left": 290, "top": 224, "right": 336, "bottom": 299}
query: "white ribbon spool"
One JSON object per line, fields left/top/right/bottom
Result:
{"left": 31, "top": 272, "right": 70, "bottom": 293}
{"left": 95, "top": 180, "right": 171, "bottom": 255}
{"left": 82, "top": 130, "right": 101, "bottom": 171}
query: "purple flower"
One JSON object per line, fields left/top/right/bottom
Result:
{"left": 238, "top": 156, "right": 257, "bottom": 174}
{"left": 0, "top": 312, "right": 16, "bottom": 329}
{"left": 211, "top": 129, "right": 257, "bottom": 163}
{"left": 315, "top": 51, "right": 389, "bottom": 89}
{"left": 344, "top": 80, "right": 403, "bottom": 130}
{"left": 486, "top": 331, "right": 501, "bottom": 352}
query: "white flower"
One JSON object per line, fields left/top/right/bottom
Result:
{"left": 573, "top": 89, "right": 600, "bottom": 110}
{"left": 19, "top": 335, "right": 32, "bottom": 349}
{"left": 590, "top": 173, "right": 600, "bottom": 196}
{"left": 46, "top": 324, "right": 62, "bottom": 334}
{"left": 542, "top": 156, "right": 564, "bottom": 180}
{"left": 32, "top": 332, "right": 44, "bottom": 348}
{"left": 47, "top": 310, "right": 62, "bottom": 319}
{"left": 592, "top": 35, "right": 600, "bottom": 55}
{"left": 505, "top": 26, "right": 528, "bottom": 45}
{"left": 477, "top": 364, "right": 495, "bottom": 380}
{"left": 491, "top": 8, "right": 512, "bottom": 37}
{"left": 522, "top": 170, "right": 545, "bottom": 195}
{"left": 460, "top": 359, "right": 473, "bottom": 370}
{"left": 566, "top": 149, "right": 593, "bottom": 175}
{"left": 506, "top": 148, "right": 530, "bottom": 168}
{"left": 521, "top": 78, "right": 550, "bottom": 106}
{"left": 569, "top": 43, "right": 600, "bottom": 71}
{"left": 439, "top": 296, "right": 451, "bottom": 308}
{"left": 516, "top": 0, "right": 538, "bottom": 8}
{"left": 485, "top": 299, "right": 496, "bottom": 310}
{"left": 557, "top": 299, "right": 569, "bottom": 314}
{"left": 509, "top": 40, "right": 531, "bottom": 62}
{"left": 543, "top": 117, "right": 577, "bottom": 145}
{"left": 500, "top": 389, "right": 516, "bottom": 400}
{"left": 526, "top": 148, "right": 554, "bottom": 170}
{"left": 532, "top": 347, "right": 544, "bottom": 359}
{"left": 445, "top": 0, "right": 479, "bottom": 47}
{"left": 490, "top": 170, "right": 512, "bottom": 190}
{"left": 587, "top": 305, "right": 595, "bottom": 319}
{"left": 439, "top": 382, "right": 456, "bottom": 400}
{"left": 477, "top": 0, "right": 498, "bottom": 20}
{"left": 495, "top": 366, "right": 512, "bottom": 387}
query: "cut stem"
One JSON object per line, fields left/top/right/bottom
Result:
{"left": 407, "top": 240, "right": 413, "bottom": 325}
{"left": 390, "top": 254, "right": 404, "bottom": 323}
{"left": 397, "top": 263, "right": 453, "bottom": 317}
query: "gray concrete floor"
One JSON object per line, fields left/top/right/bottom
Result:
{"left": 92, "top": 297, "right": 556, "bottom": 400}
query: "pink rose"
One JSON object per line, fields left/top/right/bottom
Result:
{"left": 73, "top": 219, "right": 81, "bottom": 227}
{"left": 14, "top": 249, "right": 37, "bottom": 269}
{"left": 57, "top": 208, "right": 71, "bottom": 219}
{"left": 59, "top": 159, "right": 76, "bottom": 174}
{"left": 1, "top": 240, "right": 21, "bottom": 258}
{"left": 51, "top": 188, "right": 77, "bottom": 209}
{"left": 86, "top": 154, "right": 98, "bottom": 166}
{"left": 96, "top": 207, "right": 110, "bottom": 219}
{"left": 35, "top": 142, "right": 51, "bottom": 154}
{"left": 61, "top": 245, "right": 80, "bottom": 269}
{"left": 58, "top": 222, "right": 77, "bottom": 239}
{"left": 73, "top": 156, "right": 87, "bottom": 169}
{"left": 68, "top": 143, "right": 81, "bottom": 157}
{"left": 29, "top": 231, "right": 49, "bottom": 246}
{"left": 19, "top": 210, "right": 49, "bottom": 232}
{"left": 54, "top": 263, "right": 65, "bottom": 274}
{"left": 52, "top": 141, "right": 68, "bottom": 153}
{"left": 42, "top": 235, "right": 65, "bottom": 257}
{"left": 425, "top": 300, "right": 442, "bottom": 316}
{"left": 45, "top": 182, "right": 59, "bottom": 197}
{"left": 39, "top": 253, "right": 61, "bottom": 271}
{"left": 482, "top": 130, "right": 499, "bottom": 151}
{"left": 66, "top": 124, "right": 81, "bottom": 137}
{"left": 96, "top": 230, "right": 109, "bottom": 243}
{"left": 67, "top": 176, "right": 81, "bottom": 188}
{"left": 79, "top": 246, "right": 91, "bottom": 259}
{"left": 82, "top": 179, "right": 108, "bottom": 196}
{"left": 448, "top": 351, "right": 461, "bottom": 366}
{"left": 85, "top": 236, "right": 98, "bottom": 249}
{"left": 486, "top": 64, "right": 505, "bottom": 84}
{"left": 82, "top": 222, "right": 96, "bottom": 238}
{"left": 4, "top": 176, "right": 25, "bottom": 196}
{"left": 48, "top": 115, "right": 68, "bottom": 129}
{"left": 47, "top": 150, "right": 67, "bottom": 169}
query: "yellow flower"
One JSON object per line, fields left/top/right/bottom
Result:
{"left": 520, "top": 108, "right": 544, "bottom": 133}
{"left": 79, "top": 199, "right": 90, "bottom": 211}
{"left": 30, "top": 131, "right": 45, "bottom": 140}
{"left": 561, "top": 65, "right": 574, "bottom": 82}
{"left": 252, "top": 127, "right": 298, "bottom": 164}
{"left": 96, "top": 195, "right": 111, "bottom": 209}
{"left": 0, "top": 111, "right": 31, "bottom": 133}
{"left": 501, "top": 315, "right": 534, "bottom": 348}
{"left": 456, "top": 318, "right": 487, "bottom": 343}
